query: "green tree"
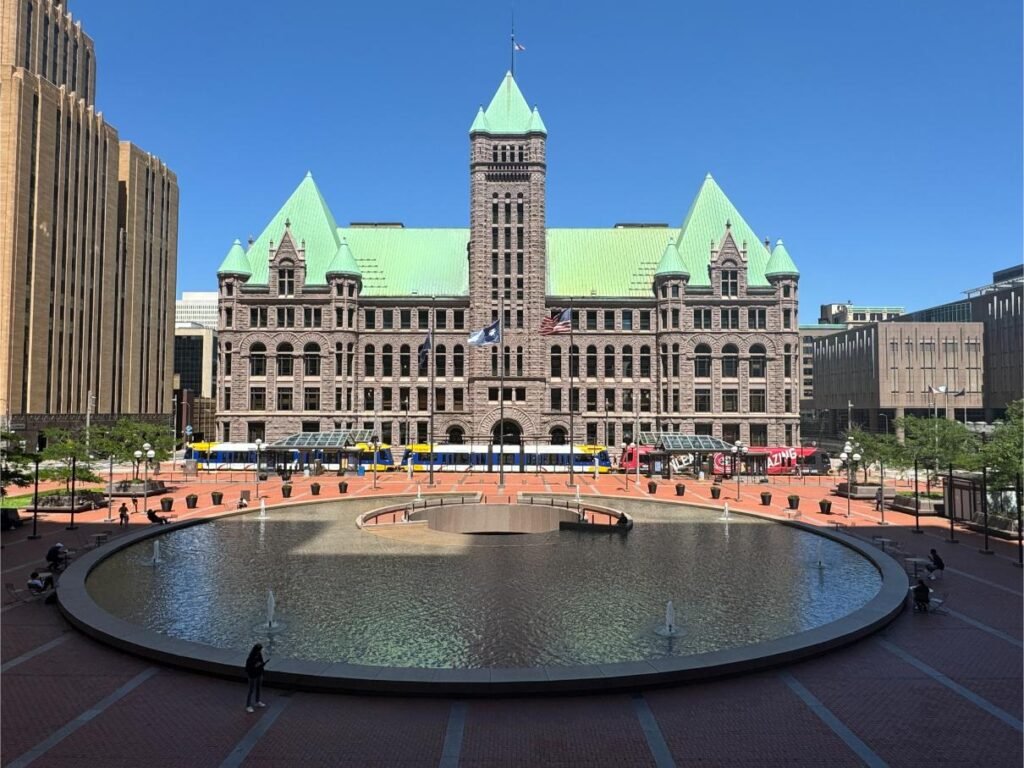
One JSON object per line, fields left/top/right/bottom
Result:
{"left": 92, "top": 419, "right": 173, "bottom": 464}
{"left": 895, "top": 415, "right": 982, "bottom": 478}
{"left": 1, "top": 432, "right": 34, "bottom": 498}
{"left": 980, "top": 400, "right": 1024, "bottom": 488}
{"left": 848, "top": 427, "right": 907, "bottom": 479}
{"left": 40, "top": 428, "right": 95, "bottom": 491}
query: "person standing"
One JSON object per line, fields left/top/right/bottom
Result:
{"left": 118, "top": 503, "right": 130, "bottom": 527}
{"left": 874, "top": 487, "right": 883, "bottom": 511}
{"left": 245, "top": 643, "right": 267, "bottom": 712}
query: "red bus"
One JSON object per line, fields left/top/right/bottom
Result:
{"left": 712, "top": 446, "right": 831, "bottom": 476}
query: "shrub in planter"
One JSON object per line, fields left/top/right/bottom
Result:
{"left": 675, "top": 483, "right": 686, "bottom": 497}
{"left": 710, "top": 485, "right": 722, "bottom": 499}
{"left": 760, "top": 491, "right": 772, "bottom": 506}
{"left": 787, "top": 495, "right": 800, "bottom": 510}
{"left": 339, "top": 481, "right": 349, "bottom": 493}
{"left": 282, "top": 484, "right": 293, "bottom": 498}
{"left": 160, "top": 497, "right": 174, "bottom": 513}
{"left": 211, "top": 491, "right": 223, "bottom": 505}
{"left": 311, "top": 483, "right": 321, "bottom": 496}
{"left": 185, "top": 494, "right": 198, "bottom": 509}
{"left": 647, "top": 481, "right": 657, "bottom": 494}
{"left": 819, "top": 499, "right": 832, "bottom": 514}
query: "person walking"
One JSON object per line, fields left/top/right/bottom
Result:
{"left": 118, "top": 503, "right": 130, "bottom": 527}
{"left": 874, "top": 487, "right": 883, "bottom": 512}
{"left": 245, "top": 643, "right": 267, "bottom": 712}
{"left": 926, "top": 549, "right": 945, "bottom": 580}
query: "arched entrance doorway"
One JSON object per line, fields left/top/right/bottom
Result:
{"left": 446, "top": 426, "right": 465, "bottom": 444}
{"left": 491, "top": 419, "right": 522, "bottom": 445}
{"left": 549, "top": 427, "right": 567, "bottom": 445}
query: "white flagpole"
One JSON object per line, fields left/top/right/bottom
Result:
{"left": 568, "top": 298, "right": 575, "bottom": 487}
{"left": 498, "top": 294, "right": 505, "bottom": 490}
{"left": 429, "top": 295, "right": 436, "bottom": 486}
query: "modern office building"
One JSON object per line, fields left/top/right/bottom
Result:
{"left": 0, "top": 0, "right": 178, "bottom": 442}
{"left": 812, "top": 322, "right": 985, "bottom": 435}
{"left": 818, "top": 303, "right": 904, "bottom": 327}
{"left": 799, "top": 323, "right": 845, "bottom": 409}
{"left": 173, "top": 324, "right": 216, "bottom": 442}
{"left": 175, "top": 291, "right": 219, "bottom": 330}
{"left": 216, "top": 73, "right": 802, "bottom": 448}
{"left": 897, "top": 266, "right": 1022, "bottom": 419}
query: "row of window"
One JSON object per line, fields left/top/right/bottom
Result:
{"left": 549, "top": 343, "right": 795, "bottom": 379}
{"left": 546, "top": 387, "right": 795, "bottom": 414}
{"left": 230, "top": 385, "right": 467, "bottom": 413}
{"left": 227, "top": 306, "right": 469, "bottom": 332}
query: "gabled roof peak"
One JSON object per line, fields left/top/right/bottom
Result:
{"left": 654, "top": 238, "right": 689, "bottom": 279}
{"left": 765, "top": 239, "right": 800, "bottom": 279}
{"left": 470, "top": 72, "right": 545, "bottom": 135}
{"left": 217, "top": 239, "right": 251, "bottom": 277}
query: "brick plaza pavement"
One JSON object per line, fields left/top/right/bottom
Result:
{"left": 2, "top": 469, "right": 1022, "bottom": 766}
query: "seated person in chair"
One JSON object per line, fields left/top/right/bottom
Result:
{"left": 926, "top": 549, "right": 945, "bottom": 579}
{"left": 912, "top": 579, "right": 931, "bottom": 612}
{"left": 27, "top": 571, "right": 55, "bottom": 592}
{"left": 146, "top": 508, "right": 170, "bottom": 525}
{"left": 237, "top": 497, "right": 249, "bottom": 509}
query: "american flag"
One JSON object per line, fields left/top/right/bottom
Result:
{"left": 539, "top": 308, "right": 571, "bottom": 335}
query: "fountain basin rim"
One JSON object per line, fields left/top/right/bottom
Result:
{"left": 56, "top": 495, "right": 908, "bottom": 696}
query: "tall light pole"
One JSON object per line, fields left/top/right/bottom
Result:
{"left": 254, "top": 438, "right": 264, "bottom": 500}
{"left": 840, "top": 439, "right": 861, "bottom": 518}
{"left": 138, "top": 442, "right": 154, "bottom": 519}
{"left": 371, "top": 434, "right": 379, "bottom": 490}
{"left": 731, "top": 440, "right": 748, "bottom": 501}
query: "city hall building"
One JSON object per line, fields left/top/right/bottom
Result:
{"left": 216, "top": 73, "right": 801, "bottom": 449}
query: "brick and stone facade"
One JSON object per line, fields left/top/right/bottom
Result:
{"left": 0, "top": 0, "right": 178, "bottom": 441}
{"left": 216, "top": 74, "right": 801, "bottom": 450}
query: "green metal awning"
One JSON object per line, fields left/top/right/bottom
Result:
{"left": 270, "top": 430, "right": 376, "bottom": 449}
{"left": 638, "top": 433, "right": 734, "bottom": 452}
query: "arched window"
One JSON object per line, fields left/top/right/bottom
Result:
{"left": 364, "top": 344, "right": 375, "bottom": 376}
{"left": 503, "top": 345, "right": 511, "bottom": 375}
{"left": 622, "top": 345, "right": 634, "bottom": 378}
{"left": 750, "top": 344, "right": 767, "bottom": 378}
{"left": 695, "top": 344, "right": 711, "bottom": 378}
{"left": 249, "top": 343, "right": 266, "bottom": 376}
{"left": 516, "top": 346, "right": 524, "bottom": 377}
{"left": 784, "top": 343, "right": 793, "bottom": 378}
{"left": 604, "top": 345, "right": 615, "bottom": 378}
{"left": 550, "top": 427, "right": 567, "bottom": 445}
{"left": 381, "top": 344, "right": 393, "bottom": 377}
{"left": 303, "top": 342, "right": 321, "bottom": 376}
{"left": 639, "top": 345, "right": 651, "bottom": 378}
{"left": 453, "top": 345, "right": 464, "bottom": 377}
{"left": 435, "top": 344, "right": 447, "bottom": 378}
{"left": 569, "top": 345, "right": 580, "bottom": 378}
{"left": 586, "top": 345, "right": 598, "bottom": 377}
{"left": 722, "top": 344, "right": 739, "bottom": 378}
{"left": 399, "top": 344, "right": 410, "bottom": 377}
{"left": 550, "top": 345, "right": 562, "bottom": 378}
{"left": 346, "top": 342, "right": 354, "bottom": 378}
{"left": 447, "top": 426, "right": 465, "bottom": 444}
{"left": 276, "top": 342, "right": 293, "bottom": 376}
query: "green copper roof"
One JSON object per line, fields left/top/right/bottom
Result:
{"left": 654, "top": 239, "right": 688, "bottom": 279}
{"left": 245, "top": 172, "right": 340, "bottom": 284}
{"left": 325, "top": 238, "right": 361, "bottom": 278}
{"left": 546, "top": 228, "right": 678, "bottom": 297}
{"left": 764, "top": 239, "right": 800, "bottom": 278}
{"left": 471, "top": 72, "right": 545, "bottom": 135}
{"left": 217, "top": 239, "right": 251, "bottom": 276}
{"left": 675, "top": 173, "right": 769, "bottom": 287}
{"left": 338, "top": 228, "right": 469, "bottom": 297}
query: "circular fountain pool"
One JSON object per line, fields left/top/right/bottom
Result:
{"left": 62, "top": 496, "right": 906, "bottom": 694}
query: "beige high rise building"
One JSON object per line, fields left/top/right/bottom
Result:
{"left": 0, "top": 0, "right": 178, "bottom": 443}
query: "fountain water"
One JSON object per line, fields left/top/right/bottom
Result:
{"left": 416, "top": 484, "right": 422, "bottom": 501}
{"left": 817, "top": 538, "right": 825, "bottom": 569}
{"left": 655, "top": 599, "right": 681, "bottom": 637}
{"left": 267, "top": 589, "right": 276, "bottom": 630}
{"left": 575, "top": 485, "right": 581, "bottom": 504}
{"left": 141, "top": 540, "right": 162, "bottom": 567}
{"left": 258, "top": 498, "right": 268, "bottom": 520}
{"left": 719, "top": 502, "right": 731, "bottom": 521}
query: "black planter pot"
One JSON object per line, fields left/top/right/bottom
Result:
{"left": 211, "top": 491, "right": 223, "bottom": 505}
{"left": 675, "top": 483, "right": 686, "bottom": 497}
{"left": 760, "top": 491, "right": 772, "bottom": 506}
{"left": 339, "top": 481, "right": 349, "bottom": 494}
{"left": 788, "top": 496, "right": 800, "bottom": 510}
{"left": 185, "top": 495, "right": 198, "bottom": 509}
{"left": 311, "top": 483, "right": 321, "bottom": 496}
{"left": 647, "top": 481, "right": 657, "bottom": 494}
{"left": 819, "top": 499, "right": 832, "bottom": 514}
{"left": 160, "top": 497, "right": 173, "bottom": 513}
{"left": 282, "top": 485, "right": 293, "bottom": 498}
{"left": 710, "top": 486, "right": 722, "bottom": 499}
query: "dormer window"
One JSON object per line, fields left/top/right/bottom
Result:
{"left": 722, "top": 269, "right": 739, "bottom": 297}
{"left": 278, "top": 262, "right": 295, "bottom": 297}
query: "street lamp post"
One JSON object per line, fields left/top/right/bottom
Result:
{"left": 139, "top": 443, "right": 154, "bottom": 520}
{"left": 66, "top": 456, "right": 78, "bottom": 530}
{"left": 254, "top": 438, "right": 264, "bottom": 500}
{"left": 840, "top": 439, "right": 861, "bottom": 518}
{"left": 912, "top": 456, "right": 922, "bottom": 534}
{"left": 28, "top": 453, "right": 41, "bottom": 540}
{"left": 730, "top": 440, "right": 748, "bottom": 501}
{"left": 371, "top": 434, "right": 379, "bottom": 490}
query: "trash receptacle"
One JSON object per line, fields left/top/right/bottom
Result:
{"left": 357, "top": 465, "right": 366, "bottom": 477}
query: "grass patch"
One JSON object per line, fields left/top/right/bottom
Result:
{"left": 1, "top": 489, "right": 64, "bottom": 509}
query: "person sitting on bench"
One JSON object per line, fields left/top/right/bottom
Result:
{"left": 926, "top": 549, "right": 945, "bottom": 580}
{"left": 912, "top": 579, "right": 931, "bottom": 612}
{"left": 237, "top": 497, "right": 249, "bottom": 509}
{"left": 27, "top": 571, "right": 54, "bottom": 592}
{"left": 147, "top": 508, "right": 170, "bottom": 525}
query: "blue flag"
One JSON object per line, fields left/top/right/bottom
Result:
{"left": 468, "top": 318, "right": 501, "bottom": 346}
{"left": 417, "top": 333, "right": 432, "bottom": 368}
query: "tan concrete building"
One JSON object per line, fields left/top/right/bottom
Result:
{"left": 812, "top": 322, "right": 984, "bottom": 435}
{"left": 216, "top": 74, "right": 802, "bottom": 449}
{"left": 818, "top": 303, "right": 904, "bottom": 327}
{"left": 0, "top": 0, "right": 178, "bottom": 442}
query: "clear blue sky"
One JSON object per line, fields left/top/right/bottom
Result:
{"left": 83, "top": 0, "right": 1021, "bottom": 321}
